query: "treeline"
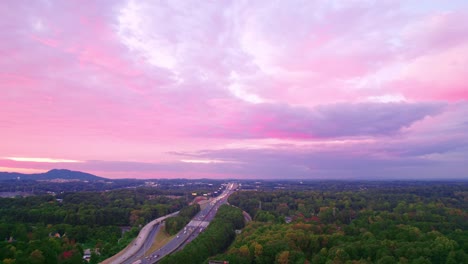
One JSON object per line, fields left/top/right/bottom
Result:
{"left": 165, "top": 204, "right": 201, "bottom": 235}
{"left": 0, "top": 224, "right": 139, "bottom": 264}
{"left": 228, "top": 184, "right": 467, "bottom": 225}
{"left": 1, "top": 236, "right": 84, "bottom": 264}
{"left": 0, "top": 189, "right": 186, "bottom": 227}
{"left": 160, "top": 205, "right": 245, "bottom": 264}
{"left": 0, "top": 178, "right": 224, "bottom": 195}
{"left": 0, "top": 188, "right": 186, "bottom": 263}
{"left": 215, "top": 184, "right": 468, "bottom": 263}
{"left": 0, "top": 179, "right": 141, "bottom": 193}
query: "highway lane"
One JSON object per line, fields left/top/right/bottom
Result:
{"left": 178, "top": 192, "right": 230, "bottom": 247}
{"left": 131, "top": 182, "right": 237, "bottom": 264}
{"left": 122, "top": 223, "right": 161, "bottom": 264}
{"left": 102, "top": 211, "right": 179, "bottom": 264}
{"left": 149, "top": 182, "right": 237, "bottom": 263}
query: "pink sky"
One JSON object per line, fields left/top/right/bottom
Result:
{"left": 1, "top": 0, "right": 467, "bottom": 179}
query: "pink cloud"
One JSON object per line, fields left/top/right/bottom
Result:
{"left": 389, "top": 43, "right": 468, "bottom": 101}
{"left": 194, "top": 102, "right": 444, "bottom": 140}
{"left": 400, "top": 11, "right": 468, "bottom": 56}
{"left": 1, "top": 0, "right": 467, "bottom": 179}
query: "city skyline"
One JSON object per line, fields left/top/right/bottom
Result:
{"left": 1, "top": 0, "right": 467, "bottom": 179}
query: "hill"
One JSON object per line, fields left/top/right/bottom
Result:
{"left": 0, "top": 169, "right": 107, "bottom": 181}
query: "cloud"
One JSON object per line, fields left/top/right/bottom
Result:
{"left": 4, "top": 157, "right": 82, "bottom": 163}
{"left": 1, "top": 0, "right": 467, "bottom": 180}
{"left": 173, "top": 103, "right": 468, "bottom": 179}
{"left": 197, "top": 102, "right": 445, "bottom": 139}
{"left": 169, "top": 145, "right": 466, "bottom": 180}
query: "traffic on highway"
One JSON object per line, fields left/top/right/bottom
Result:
{"left": 103, "top": 211, "right": 179, "bottom": 264}
{"left": 122, "top": 182, "right": 237, "bottom": 264}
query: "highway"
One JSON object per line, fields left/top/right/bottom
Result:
{"left": 102, "top": 211, "right": 179, "bottom": 264}
{"left": 127, "top": 182, "right": 237, "bottom": 264}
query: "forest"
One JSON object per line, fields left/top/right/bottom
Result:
{"left": 0, "top": 188, "right": 188, "bottom": 263}
{"left": 0, "top": 181, "right": 466, "bottom": 264}
{"left": 211, "top": 183, "right": 468, "bottom": 263}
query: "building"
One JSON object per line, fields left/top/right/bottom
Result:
{"left": 83, "top": 249, "right": 91, "bottom": 262}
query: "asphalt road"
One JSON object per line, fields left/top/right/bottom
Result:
{"left": 103, "top": 211, "right": 179, "bottom": 264}
{"left": 130, "top": 183, "right": 237, "bottom": 264}
{"left": 121, "top": 223, "right": 161, "bottom": 264}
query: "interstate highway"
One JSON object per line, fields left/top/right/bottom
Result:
{"left": 125, "top": 182, "right": 237, "bottom": 264}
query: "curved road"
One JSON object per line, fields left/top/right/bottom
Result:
{"left": 102, "top": 211, "right": 179, "bottom": 264}
{"left": 128, "top": 183, "right": 237, "bottom": 264}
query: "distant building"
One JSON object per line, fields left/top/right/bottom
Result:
{"left": 83, "top": 248, "right": 99, "bottom": 262}
{"left": 83, "top": 249, "right": 91, "bottom": 261}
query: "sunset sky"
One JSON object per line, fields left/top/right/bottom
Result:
{"left": 1, "top": 0, "right": 467, "bottom": 179}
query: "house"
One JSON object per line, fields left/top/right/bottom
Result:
{"left": 83, "top": 249, "right": 91, "bottom": 262}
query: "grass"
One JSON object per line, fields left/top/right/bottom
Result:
{"left": 144, "top": 224, "right": 175, "bottom": 257}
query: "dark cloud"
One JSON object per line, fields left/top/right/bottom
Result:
{"left": 173, "top": 142, "right": 468, "bottom": 179}
{"left": 199, "top": 102, "right": 445, "bottom": 139}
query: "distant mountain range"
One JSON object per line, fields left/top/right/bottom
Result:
{"left": 0, "top": 169, "right": 107, "bottom": 181}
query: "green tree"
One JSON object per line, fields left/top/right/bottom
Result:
{"left": 29, "top": 249, "right": 45, "bottom": 264}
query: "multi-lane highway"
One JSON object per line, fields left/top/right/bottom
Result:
{"left": 102, "top": 211, "right": 179, "bottom": 264}
{"left": 126, "top": 182, "right": 237, "bottom": 264}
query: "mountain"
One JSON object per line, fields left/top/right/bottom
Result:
{"left": 0, "top": 169, "right": 107, "bottom": 181}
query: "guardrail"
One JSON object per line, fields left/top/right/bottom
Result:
{"left": 102, "top": 211, "right": 179, "bottom": 264}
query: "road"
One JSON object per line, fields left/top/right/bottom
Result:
{"left": 128, "top": 182, "right": 238, "bottom": 264}
{"left": 102, "top": 211, "right": 179, "bottom": 264}
{"left": 122, "top": 223, "right": 161, "bottom": 263}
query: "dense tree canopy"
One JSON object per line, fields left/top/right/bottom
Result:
{"left": 165, "top": 203, "right": 201, "bottom": 235}
{"left": 1, "top": 182, "right": 466, "bottom": 264}
{"left": 215, "top": 183, "right": 468, "bottom": 263}
{"left": 160, "top": 205, "right": 245, "bottom": 264}
{"left": 0, "top": 188, "right": 186, "bottom": 263}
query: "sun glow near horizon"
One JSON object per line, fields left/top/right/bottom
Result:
{"left": 4, "top": 157, "right": 83, "bottom": 163}
{"left": 0, "top": 166, "right": 46, "bottom": 174}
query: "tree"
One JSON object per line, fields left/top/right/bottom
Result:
{"left": 239, "top": 245, "right": 250, "bottom": 258}
{"left": 3, "top": 259, "right": 15, "bottom": 264}
{"left": 254, "top": 242, "right": 263, "bottom": 257}
{"left": 377, "top": 256, "right": 395, "bottom": 264}
{"left": 277, "top": 251, "right": 290, "bottom": 264}
{"left": 30, "top": 249, "right": 45, "bottom": 264}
